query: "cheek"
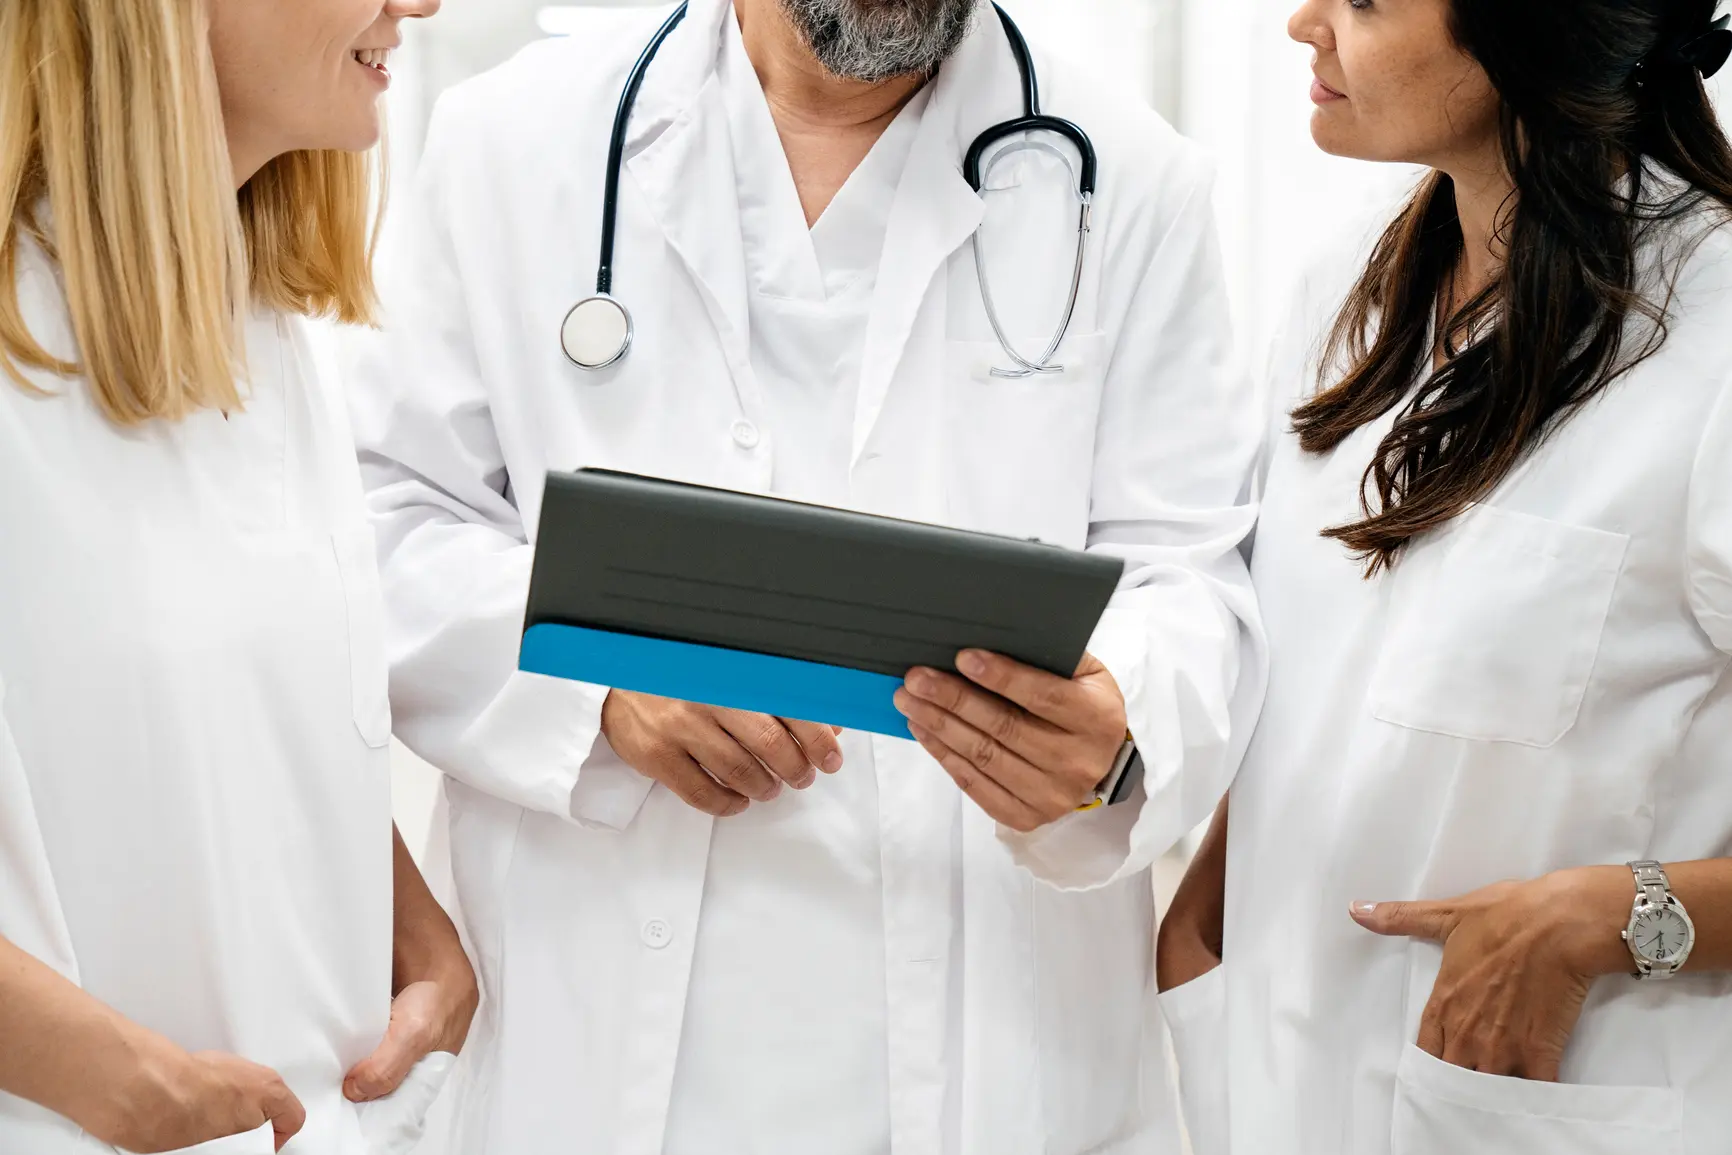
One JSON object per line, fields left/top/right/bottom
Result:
{"left": 272, "top": 4, "right": 389, "bottom": 151}
{"left": 1319, "top": 45, "right": 1495, "bottom": 164}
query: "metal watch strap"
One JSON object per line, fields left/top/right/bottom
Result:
{"left": 1628, "top": 859, "right": 1682, "bottom": 980}
{"left": 1631, "top": 860, "right": 1671, "bottom": 907}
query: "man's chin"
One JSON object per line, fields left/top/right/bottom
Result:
{"left": 779, "top": 0, "right": 978, "bottom": 84}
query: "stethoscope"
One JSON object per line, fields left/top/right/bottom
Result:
{"left": 560, "top": 2, "right": 1097, "bottom": 380}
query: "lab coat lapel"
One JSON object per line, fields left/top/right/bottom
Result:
{"left": 625, "top": 0, "right": 762, "bottom": 418}
{"left": 852, "top": 3, "right": 1028, "bottom": 466}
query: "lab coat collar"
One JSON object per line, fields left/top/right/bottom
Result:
{"left": 626, "top": 0, "right": 761, "bottom": 419}
{"left": 622, "top": 0, "right": 734, "bottom": 155}
{"left": 622, "top": 0, "right": 1021, "bottom": 453}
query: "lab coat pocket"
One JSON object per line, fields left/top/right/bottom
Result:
{"left": 1157, "top": 963, "right": 1230, "bottom": 1155}
{"left": 1369, "top": 506, "right": 1628, "bottom": 746}
{"left": 152, "top": 1122, "right": 276, "bottom": 1155}
{"left": 356, "top": 1051, "right": 458, "bottom": 1155}
{"left": 941, "top": 333, "right": 1107, "bottom": 548}
{"left": 1392, "top": 1043, "right": 1681, "bottom": 1155}
{"left": 332, "top": 524, "right": 393, "bottom": 748}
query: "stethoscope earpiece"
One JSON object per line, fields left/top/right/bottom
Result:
{"left": 561, "top": 295, "right": 635, "bottom": 371}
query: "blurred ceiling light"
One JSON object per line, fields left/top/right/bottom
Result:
{"left": 536, "top": 7, "right": 587, "bottom": 36}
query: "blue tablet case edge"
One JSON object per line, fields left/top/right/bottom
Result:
{"left": 520, "top": 623, "right": 915, "bottom": 741}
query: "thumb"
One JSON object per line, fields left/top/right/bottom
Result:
{"left": 1350, "top": 899, "right": 1456, "bottom": 942}
{"left": 344, "top": 999, "right": 434, "bottom": 1102}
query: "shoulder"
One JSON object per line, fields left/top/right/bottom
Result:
{"left": 0, "top": 235, "right": 87, "bottom": 454}
{"left": 429, "top": 8, "right": 676, "bottom": 143}
{"left": 6, "top": 231, "right": 77, "bottom": 370}
{"left": 1266, "top": 207, "right": 1393, "bottom": 386}
{"left": 1032, "top": 48, "right": 1210, "bottom": 221}
{"left": 1650, "top": 198, "right": 1732, "bottom": 312}
{"left": 1629, "top": 185, "right": 1732, "bottom": 377}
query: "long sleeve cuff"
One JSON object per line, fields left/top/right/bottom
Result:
{"left": 566, "top": 729, "right": 656, "bottom": 831}
{"left": 450, "top": 669, "right": 612, "bottom": 822}
{"left": 997, "top": 595, "right": 1247, "bottom": 892}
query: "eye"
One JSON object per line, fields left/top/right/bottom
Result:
{"left": 1348, "top": 0, "right": 1374, "bottom": 9}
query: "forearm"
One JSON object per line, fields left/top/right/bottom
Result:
{"left": 1184, "top": 795, "right": 1231, "bottom": 909}
{"left": 1554, "top": 858, "right": 1732, "bottom": 976}
{"left": 1156, "top": 798, "right": 1229, "bottom": 991}
{"left": 388, "top": 826, "right": 476, "bottom": 1050}
{"left": 0, "top": 934, "right": 164, "bottom": 1138}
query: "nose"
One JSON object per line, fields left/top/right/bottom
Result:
{"left": 1287, "top": 0, "right": 1331, "bottom": 48}
{"left": 385, "top": 0, "right": 441, "bottom": 18}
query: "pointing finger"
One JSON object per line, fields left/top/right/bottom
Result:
{"left": 1350, "top": 900, "right": 1457, "bottom": 943}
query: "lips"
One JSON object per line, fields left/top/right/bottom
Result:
{"left": 1312, "top": 75, "right": 1346, "bottom": 100}
{"left": 353, "top": 47, "right": 393, "bottom": 78}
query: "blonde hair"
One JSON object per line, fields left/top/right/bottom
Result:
{"left": 0, "top": 0, "right": 382, "bottom": 425}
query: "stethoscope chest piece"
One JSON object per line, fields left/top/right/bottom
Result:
{"left": 561, "top": 294, "right": 634, "bottom": 371}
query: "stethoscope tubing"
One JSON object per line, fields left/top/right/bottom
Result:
{"left": 596, "top": 2, "right": 690, "bottom": 297}
{"left": 569, "top": 1, "right": 1097, "bottom": 377}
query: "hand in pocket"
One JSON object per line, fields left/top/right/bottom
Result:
{"left": 1352, "top": 867, "right": 1633, "bottom": 1080}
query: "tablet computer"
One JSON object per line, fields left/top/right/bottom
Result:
{"left": 520, "top": 469, "right": 1124, "bottom": 738}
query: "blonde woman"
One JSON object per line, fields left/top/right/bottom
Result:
{"left": 0, "top": 2, "right": 474, "bottom": 1153}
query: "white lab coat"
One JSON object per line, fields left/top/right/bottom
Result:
{"left": 1171, "top": 189, "right": 1732, "bottom": 1155}
{"left": 0, "top": 236, "right": 446, "bottom": 1153}
{"left": 348, "top": 2, "right": 1264, "bottom": 1151}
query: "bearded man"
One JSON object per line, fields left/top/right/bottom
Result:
{"left": 349, "top": 1, "right": 1264, "bottom": 1152}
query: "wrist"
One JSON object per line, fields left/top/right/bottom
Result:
{"left": 1540, "top": 865, "right": 1639, "bottom": 977}
{"left": 97, "top": 1022, "right": 191, "bottom": 1144}
{"left": 393, "top": 927, "right": 471, "bottom": 991}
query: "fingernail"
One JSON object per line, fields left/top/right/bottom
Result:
{"left": 822, "top": 751, "right": 843, "bottom": 774}
{"left": 794, "top": 770, "right": 817, "bottom": 789}
{"left": 1351, "top": 902, "right": 1378, "bottom": 918}
{"left": 894, "top": 689, "right": 914, "bottom": 714}
{"left": 764, "top": 782, "right": 782, "bottom": 802}
{"left": 958, "top": 651, "right": 986, "bottom": 678}
{"left": 906, "top": 671, "right": 932, "bottom": 695}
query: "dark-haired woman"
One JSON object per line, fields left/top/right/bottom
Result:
{"left": 1155, "top": 1, "right": 1732, "bottom": 1153}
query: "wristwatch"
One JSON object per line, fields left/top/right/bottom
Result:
{"left": 1622, "top": 860, "right": 1696, "bottom": 980}
{"left": 1076, "top": 734, "right": 1144, "bottom": 812}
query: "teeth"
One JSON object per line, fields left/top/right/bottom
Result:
{"left": 354, "top": 48, "right": 391, "bottom": 69}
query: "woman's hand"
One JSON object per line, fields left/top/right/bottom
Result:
{"left": 1157, "top": 799, "right": 1230, "bottom": 993}
{"left": 0, "top": 934, "right": 304, "bottom": 1152}
{"left": 344, "top": 827, "right": 480, "bottom": 1103}
{"left": 100, "top": 1044, "right": 304, "bottom": 1153}
{"left": 1352, "top": 866, "right": 1633, "bottom": 1080}
{"left": 342, "top": 974, "right": 476, "bottom": 1102}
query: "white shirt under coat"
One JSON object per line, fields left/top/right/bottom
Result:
{"left": 348, "top": 1, "right": 1266, "bottom": 1152}
{"left": 1167, "top": 194, "right": 1732, "bottom": 1155}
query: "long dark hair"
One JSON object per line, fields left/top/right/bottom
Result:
{"left": 1293, "top": 0, "right": 1732, "bottom": 574}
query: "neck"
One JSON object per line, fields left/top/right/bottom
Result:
{"left": 1443, "top": 146, "right": 1514, "bottom": 302}
{"left": 226, "top": 126, "right": 273, "bottom": 192}
{"left": 733, "top": 0, "right": 929, "bottom": 224}
{"left": 734, "top": 0, "right": 928, "bottom": 130}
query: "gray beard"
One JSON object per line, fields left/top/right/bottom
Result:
{"left": 777, "top": 0, "right": 979, "bottom": 83}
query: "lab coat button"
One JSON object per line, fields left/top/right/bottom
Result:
{"left": 640, "top": 919, "right": 673, "bottom": 950}
{"left": 730, "top": 419, "right": 761, "bottom": 450}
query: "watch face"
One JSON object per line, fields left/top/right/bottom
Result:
{"left": 1631, "top": 906, "right": 1692, "bottom": 965}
